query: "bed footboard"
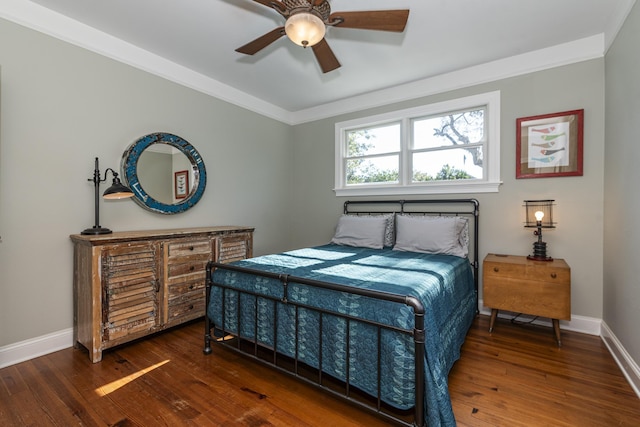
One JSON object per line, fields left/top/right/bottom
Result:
{"left": 204, "top": 261, "right": 427, "bottom": 427}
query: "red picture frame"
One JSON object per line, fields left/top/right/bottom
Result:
{"left": 174, "top": 170, "right": 189, "bottom": 199}
{"left": 516, "top": 109, "right": 584, "bottom": 179}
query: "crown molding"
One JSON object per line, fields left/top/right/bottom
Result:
{"left": 1, "top": 1, "right": 609, "bottom": 126}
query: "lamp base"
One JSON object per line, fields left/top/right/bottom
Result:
{"left": 527, "top": 255, "right": 554, "bottom": 262}
{"left": 528, "top": 240, "right": 552, "bottom": 261}
{"left": 81, "top": 226, "right": 113, "bottom": 235}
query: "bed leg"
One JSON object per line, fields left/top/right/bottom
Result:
{"left": 204, "top": 261, "right": 214, "bottom": 355}
{"left": 203, "top": 331, "right": 212, "bottom": 355}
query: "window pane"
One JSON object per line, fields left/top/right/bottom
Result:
{"left": 347, "top": 155, "right": 399, "bottom": 184}
{"left": 412, "top": 147, "right": 483, "bottom": 181}
{"left": 413, "top": 109, "right": 485, "bottom": 149}
{"left": 346, "top": 123, "right": 400, "bottom": 157}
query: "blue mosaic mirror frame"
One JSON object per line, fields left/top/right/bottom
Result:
{"left": 122, "top": 132, "right": 206, "bottom": 214}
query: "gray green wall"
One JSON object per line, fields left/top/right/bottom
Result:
{"left": 0, "top": 17, "right": 293, "bottom": 346}
{"left": 604, "top": 1, "right": 640, "bottom": 368}
{"left": 291, "top": 60, "right": 606, "bottom": 321}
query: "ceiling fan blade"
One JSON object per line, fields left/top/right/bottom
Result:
{"left": 329, "top": 10, "right": 410, "bottom": 32}
{"left": 252, "top": 0, "right": 286, "bottom": 12}
{"left": 312, "top": 39, "right": 341, "bottom": 73}
{"left": 236, "top": 27, "right": 285, "bottom": 55}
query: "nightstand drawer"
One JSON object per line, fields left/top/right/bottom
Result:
{"left": 483, "top": 276, "right": 570, "bottom": 319}
{"left": 484, "top": 260, "right": 570, "bottom": 283}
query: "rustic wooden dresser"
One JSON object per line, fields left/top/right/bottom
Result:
{"left": 70, "top": 226, "right": 253, "bottom": 362}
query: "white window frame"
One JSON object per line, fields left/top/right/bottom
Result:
{"left": 334, "top": 91, "right": 502, "bottom": 196}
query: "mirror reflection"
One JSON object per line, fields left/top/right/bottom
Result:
{"left": 137, "top": 144, "right": 194, "bottom": 204}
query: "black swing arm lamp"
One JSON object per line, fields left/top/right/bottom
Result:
{"left": 81, "top": 157, "right": 134, "bottom": 235}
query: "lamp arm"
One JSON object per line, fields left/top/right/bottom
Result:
{"left": 102, "top": 168, "right": 121, "bottom": 182}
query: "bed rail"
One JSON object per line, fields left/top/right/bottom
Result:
{"left": 204, "top": 262, "right": 426, "bottom": 426}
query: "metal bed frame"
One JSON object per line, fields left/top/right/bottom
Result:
{"left": 204, "top": 199, "right": 479, "bottom": 426}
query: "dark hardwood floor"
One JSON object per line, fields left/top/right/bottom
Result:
{"left": 1, "top": 315, "right": 639, "bottom": 426}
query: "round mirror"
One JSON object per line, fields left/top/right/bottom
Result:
{"left": 121, "top": 132, "right": 206, "bottom": 214}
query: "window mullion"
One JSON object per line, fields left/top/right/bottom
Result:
{"left": 401, "top": 117, "right": 411, "bottom": 185}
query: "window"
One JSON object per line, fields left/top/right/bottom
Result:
{"left": 335, "top": 91, "right": 501, "bottom": 196}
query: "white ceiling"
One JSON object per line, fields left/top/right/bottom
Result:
{"left": 1, "top": 1, "right": 636, "bottom": 124}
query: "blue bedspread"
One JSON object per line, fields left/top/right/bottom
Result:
{"left": 208, "top": 244, "right": 475, "bottom": 426}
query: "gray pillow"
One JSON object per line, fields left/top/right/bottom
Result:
{"left": 331, "top": 215, "right": 387, "bottom": 249}
{"left": 346, "top": 213, "right": 395, "bottom": 247}
{"left": 393, "top": 215, "right": 468, "bottom": 257}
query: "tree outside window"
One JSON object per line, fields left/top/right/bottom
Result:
{"left": 335, "top": 91, "right": 501, "bottom": 196}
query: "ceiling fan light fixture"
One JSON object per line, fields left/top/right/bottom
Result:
{"left": 285, "top": 12, "right": 325, "bottom": 47}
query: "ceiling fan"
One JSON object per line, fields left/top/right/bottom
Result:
{"left": 236, "top": 0, "right": 410, "bottom": 73}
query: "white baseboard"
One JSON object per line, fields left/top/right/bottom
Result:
{"left": 0, "top": 328, "right": 74, "bottom": 369}
{"left": 601, "top": 321, "right": 640, "bottom": 399}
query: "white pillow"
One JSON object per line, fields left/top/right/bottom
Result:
{"left": 331, "top": 215, "right": 387, "bottom": 249}
{"left": 393, "top": 215, "right": 468, "bottom": 257}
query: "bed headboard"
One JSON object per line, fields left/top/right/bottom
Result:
{"left": 343, "top": 199, "right": 480, "bottom": 311}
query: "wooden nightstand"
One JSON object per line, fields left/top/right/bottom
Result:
{"left": 483, "top": 254, "right": 571, "bottom": 346}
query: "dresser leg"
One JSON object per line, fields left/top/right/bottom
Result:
{"left": 553, "top": 319, "right": 562, "bottom": 347}
{"left": 489, "top": 309, "right": 498, "bottom": 333}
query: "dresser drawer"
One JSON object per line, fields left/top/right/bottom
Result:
{"left": 167, "top": 239, "right": 212, "bottom": 258}
{"left": 167, "top": 290, "right": 206, "bottom": 323}
{"left": 166, "top": 258, "right": 209, "bottom": 281}
{"left": 166, "top": 238, "right": 212, "bottom": 282}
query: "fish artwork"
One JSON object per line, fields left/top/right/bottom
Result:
{"left": 540, "top": 148, "right": 566, "bottom": 155}
{"left": 531, "top": 155, "right": 556, "bottom": 163}
{"left": 527, "top": 120, "right": 570, "bottom": 168}
{"left": 538, "top": 132, "right": 566, "bottom": 141}
{"left": 532, "top": 141, "right": 556, "bottom": 148}
{"left": 531, "top": 126, "right": 556, "bottom": 134}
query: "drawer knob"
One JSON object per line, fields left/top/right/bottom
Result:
{"left": 188, "top": 304, "right": 194, "bottom": 310}
{"left": 190, "top": 266, "right": 195, "bottom": 271}
{"left": 551, "top": 273, "right": 557, "bottom": 279}
{"left": 493, "top": 267, "right": 499, "bottom": 272}
{"left": 189, "top": 246, "right": 194, "bottom": 251}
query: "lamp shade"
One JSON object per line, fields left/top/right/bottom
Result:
{"left": 285, "top": 12, "right": 326, "bottom": 47}
{"left": 524, "top": 199, "right": 555, "bottom": 228}
{"left": 103, "top": 175, "right": 134, "bottom": 200}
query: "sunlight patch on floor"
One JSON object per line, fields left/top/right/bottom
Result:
{"left": 95, "top": 359, "right": 170, "bottom": 396}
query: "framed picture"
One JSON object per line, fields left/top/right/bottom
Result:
{"left": 174, "top": 170, "right": 189, "bottom": 199}
{"left": 516, "top": 109, "right": 584, "bottom": 179}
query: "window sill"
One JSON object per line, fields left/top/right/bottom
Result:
{"left": 334, "top": 180, "right": 502, "bottom": 197}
